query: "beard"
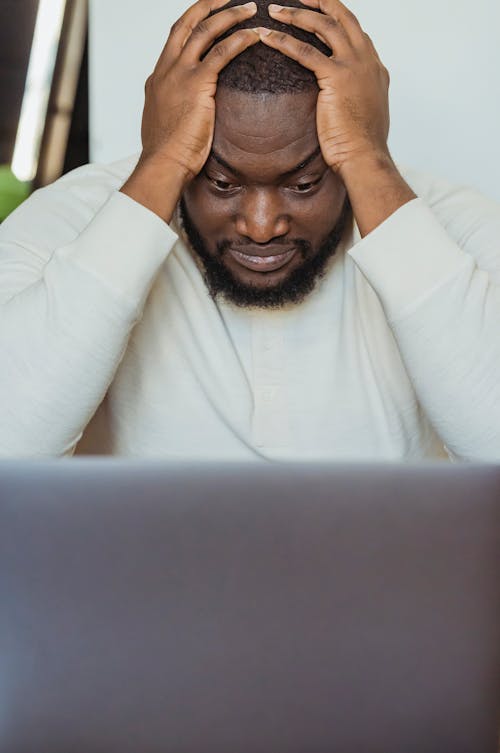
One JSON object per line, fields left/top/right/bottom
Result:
{"left": 179, "top": 196, "right": 352, "bottom": 310}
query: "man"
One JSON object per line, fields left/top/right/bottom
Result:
{"left": 0, "top": 0, "right": 499, "bottom": 460}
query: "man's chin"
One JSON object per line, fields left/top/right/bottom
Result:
{"left": 193, "top": 247, "right": 335, "bottom": 310}
{"left": 203, "top": 264, "right": 320, "bottom": 310}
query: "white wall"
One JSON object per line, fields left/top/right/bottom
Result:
{"left": 89, "top": 0, "right": 500, "bottom": 200}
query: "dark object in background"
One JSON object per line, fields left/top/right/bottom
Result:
{"left": 0, "top": 0, "right": 89, "bottom": 222}
{"left": 62, "top": 30, "right": 89, "bottom": 178}
{"left": 0, "top": 0, "right": 39, "bottom": 166}
{"left": 35, "top": 0, "right": 89, "bottom": 189}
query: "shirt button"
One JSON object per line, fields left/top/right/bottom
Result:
{"left": 261, "top": 387, "right": 277, "bottom": 402}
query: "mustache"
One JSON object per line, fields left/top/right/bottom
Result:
{"left": 217, "top": 238, "right": 312, "bottom": 258}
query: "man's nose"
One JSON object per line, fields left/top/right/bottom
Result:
{"left": 235, "top": 188, "right": 289, "bottom": 243}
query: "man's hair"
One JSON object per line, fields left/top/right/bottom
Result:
{"left": 207, "top": 0, "right": 330, "bottom": 94}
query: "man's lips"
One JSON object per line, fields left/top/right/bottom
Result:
{"left": 227, "top": 248, "right": 297, "bottom": 272}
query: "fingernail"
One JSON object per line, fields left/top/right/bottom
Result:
{"left": 243, "top": 1, "right": 256, "bottom": 10}
{"left": 268, "top": 4, "right": 284, "bottom": 12}
{"left": 259, "top": 27, "right": 273, "bottom": 36}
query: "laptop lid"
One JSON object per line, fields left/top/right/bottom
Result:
{"left": 1, "top": 460, "right": 499, "bottom": 753}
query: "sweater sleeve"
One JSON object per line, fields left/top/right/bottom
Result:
{"left": 0, "top": 175, "right": 178, "bottom": 457}
{"left": 348, "top": 175, "right": 500, "bottom": 462}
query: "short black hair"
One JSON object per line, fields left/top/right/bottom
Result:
{"left": 208, "top": 0, "right": 330, "bottom": 94}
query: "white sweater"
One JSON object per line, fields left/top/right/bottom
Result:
{"left": 1, "top": 154, "right": 499, "bottom": 461}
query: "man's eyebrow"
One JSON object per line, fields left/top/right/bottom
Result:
{"left": 285, "top": 146, "right": 322, "bottom": 176}
{"left": 209, "top": 150, "right": 242, "bottom": 177}
{"left": 208, "top": 146, "right": 323, "bottom": 179}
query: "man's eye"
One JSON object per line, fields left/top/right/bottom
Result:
{"left": 210, "top": 177, "right": 238, "bottom": 191}
{"left": 290, "top": 181, "right": 319, "bottom": 193}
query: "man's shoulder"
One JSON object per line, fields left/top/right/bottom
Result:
{"left": 395, "top": 162, "right": 500, "bottom": 279}
{"left": 0, "top": 154, "right": 142, "bottom": 259}
{"left": 46, "top": 153, "right": 141, "bottom": 200}
{"left": 396, "top": 162, "right": 461, "bottom": 204}
{"left": 396, "top": 162, "right": 498, "bottom": 212}
{"left": 21, "top": 153, "right": 143, "bottom": 225}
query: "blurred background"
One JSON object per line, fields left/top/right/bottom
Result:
{"left": 0, "top": 0, "right": 88, "bottom": 220}
{"left": 1, "top": 0, "right": 499, "bottom": 224}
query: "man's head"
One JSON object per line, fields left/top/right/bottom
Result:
{"left": 181, "top": 0, "right": 351, "bottom": 310}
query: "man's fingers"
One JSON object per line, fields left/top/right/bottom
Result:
{"left": 268, "top": 5, "right": 352, "bottom": 59}
{"left": 298, "top": 0, "right": 366, "bottom": 46}
{"left": 202, "top": 28, "right": 260, "bottom": 74}
{"left": 256, "top": 28, "right": 331, "bottom": 78}
{"left": 362, "top": 31, "right": 385, "bottom": 66}
{"left": 182, "top": 2, "right": 258, "bottom": 62}
{"left": 155, "top": 0, "right": 232, "bottom": 73}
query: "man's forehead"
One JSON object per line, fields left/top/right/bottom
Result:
{"left": 212, "top": 88, "right": 320, "bottom": 170}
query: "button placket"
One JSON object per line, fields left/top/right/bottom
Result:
{"left": 251, "top": 317, "right": 290, "bottom": 449}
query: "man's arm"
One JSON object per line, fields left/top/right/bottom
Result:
{"left": 263, "top": 1, "right": 418, "bottom": 234}
{"left": 336, "top": 154, "right": 417, "bottom": 238}
{"left": 261, "top": 1, "right": 500, "bottom": 460}
{"left": 348, "top": 172, "right": 500, "bottom": 461}
{"left": 0, "top": 0, "right": 260, "bottom": 457}
{"left": 0, "top": 174, "right": 176, "bottom": 456}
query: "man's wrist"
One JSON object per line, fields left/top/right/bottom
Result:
{"left": 120, "top": 155, "right": 192, "bottom": 225}
{"left": 338, "top": 151, "right": 417, "bottom": 239}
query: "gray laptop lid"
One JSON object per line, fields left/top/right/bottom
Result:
{"left": 0, "top": 460, "right": 499, "bottom": 753}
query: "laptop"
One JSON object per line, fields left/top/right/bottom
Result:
{"left": 0, "top": 459, "right": 499, "bottom": 753}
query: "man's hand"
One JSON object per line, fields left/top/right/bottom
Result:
{"left": 121, "top": 0, "right": 259, "bottom": 223}
{"left": 260, "top": 0, "right": 417, "bottom": 236}
{"left": 264, "top": 0, "right": 390, "bottom": 176}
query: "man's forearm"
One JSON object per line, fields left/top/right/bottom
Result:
{"left": 340, "top": 154, "right": 417, "bottom": 239}
{"left": 120, "top": 157, "right": 191, "bottom": 225}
